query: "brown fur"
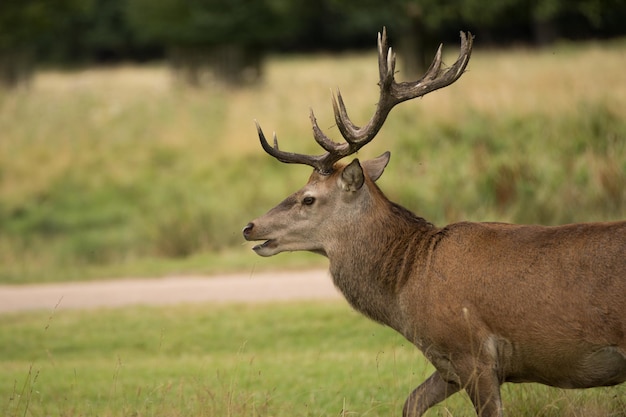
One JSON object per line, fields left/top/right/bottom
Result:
{"left": 244, "top": 155, "right": 626, "bottom": 417}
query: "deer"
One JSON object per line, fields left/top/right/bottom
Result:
{"left": 242, "top": 28, "right": 626, "bottom": 417}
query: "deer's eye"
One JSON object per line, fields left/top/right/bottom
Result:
{"left": 302, "top": 196, "right": 316, "bottom": 206}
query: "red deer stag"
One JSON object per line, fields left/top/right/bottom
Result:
{"left": 242, "top": 28, "right": 626, "bottom": 417}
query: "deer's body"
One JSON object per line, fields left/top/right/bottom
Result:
{"left": 332, "top": 176, "right": 626, "bottom": 389}
{"left": 243, "top": 29, "right": 626, "bottom": 416}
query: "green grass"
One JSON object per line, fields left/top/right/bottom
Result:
{"left": 1, "top": 39, "right": 626, "bottom": 283}
{"left": 2, "top": 302, "right": 625, "bottom": 416}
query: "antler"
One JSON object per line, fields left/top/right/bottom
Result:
{"left": 256, "top": 28, "right": 474, "bottom": 175}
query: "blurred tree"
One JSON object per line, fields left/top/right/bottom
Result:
{"left": 82, "top": 0, "right": 146, "bottom": 62}
{"left": 392, "top": 0, "right": 464, "bottom": 77}
{"left": 268, "top": 0, "right": 432, "bottom": 75}
{"left": 321, "top": 0, "right": 468, "bottom": 77}
{"left": 127, "top": 0, "right": 282, "bottom": 85}
{"left": 1, "top": 0, "right": 625, "bottom": 86}
{"left": 0, "top": 0, "right": 85, "bottom": 87}
{"left": 530, "top": 0, "right": 626, "bottom": 42}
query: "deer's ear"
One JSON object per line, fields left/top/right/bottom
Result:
{"left": 341, "top": 159, "right": 365, "bottom": 192}
{"left": 362, "top": 151, "right": 390, "bottom": 182}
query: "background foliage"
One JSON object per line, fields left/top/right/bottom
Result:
{"left": 1, "top": 39, "right": 625, "bottom": 284}
{"left": 1, "top": 0, "right": 626, "bottom": 86}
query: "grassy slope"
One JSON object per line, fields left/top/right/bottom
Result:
{"left": 1, "top": 39, "right": 626, "bottom": 283}
{"left": 2, "top": 302, "right": 625, "bottom": 417}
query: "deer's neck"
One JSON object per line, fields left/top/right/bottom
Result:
{"left": 327, "top": 200, "right": 437, "bottom": 329}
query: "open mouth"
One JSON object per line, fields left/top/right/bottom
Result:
{"left": 252, "top": 239, "right": 277, "bottom": 252}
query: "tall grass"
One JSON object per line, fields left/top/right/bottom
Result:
{"left": 1, "top": 38, "right": 626, "bottom": 283}
{"left": 2, "top": 302, "right": 625, "bottom": 416}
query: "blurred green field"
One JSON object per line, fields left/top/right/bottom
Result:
{"left": 1, "top": 38, "right": 626, "bottom": 283}
{"left": 2, "top": 302, "right": 625, "bottom": 417}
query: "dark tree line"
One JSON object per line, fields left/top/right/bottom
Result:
{"left": 1, "top": 0, "right": 625, "bottom": 87}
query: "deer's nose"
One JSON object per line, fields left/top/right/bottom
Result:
{"left": 242, "top": 223, "right": 254, "bottom": 239}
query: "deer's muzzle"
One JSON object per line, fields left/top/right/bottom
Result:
{"left": 242, "top": 222, "right": 278, "bottom": 256}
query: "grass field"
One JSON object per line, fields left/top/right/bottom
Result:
{"left": 1, "top": 38, "right": 626, "bottom": 283}
{"left": 2, "top": 302, "right": 625, "bottom": 417}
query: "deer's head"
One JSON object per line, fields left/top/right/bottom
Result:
{"left": 243, "top": 28, "right": 473, "bottom": 257}
{"left": 243, "top": 153, "right": 390, "bottom": 257}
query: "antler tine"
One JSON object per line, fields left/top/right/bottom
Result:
{"left": 377, "top": 28, "right": 389, "bottom": 81}
{"left": 309, "top": 106, "right": 345, "bottom": 153}
{"left": 325, "top": 29, "right": 395, "bottom": 146}
{"left": 394, "top": 31, "right": 473, "bottom": 102}
{"left": 328, "top": 27, "right": 398, "bottom": 146}
{"left": 420, "top": 44, "right": 444, "bottom": 83}
{"left": 255, "top": 121, "right": 328, "bottom": 170}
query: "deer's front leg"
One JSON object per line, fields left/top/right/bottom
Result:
{"left": 464, "top": 364, "right": 503, "bottom": 417}
{"left": 402, "top": 371, "right": 461, "bottom": 417}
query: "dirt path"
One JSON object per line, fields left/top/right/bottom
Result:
{"left": 0, "top": 269, "right": 340, "bottom": 314}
